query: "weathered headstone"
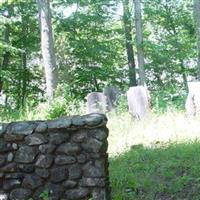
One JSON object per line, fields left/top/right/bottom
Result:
{"left": 86, "top": 92, "right": 107, "bottom": 114}
{"left": 185, "top": 82, "right": 200, "bottom": 115}
{"left": 127, "top": 86, "right": 150, "bottom": 119}
{"left": 103, "top": 86, "right": 121, "bottom": 111}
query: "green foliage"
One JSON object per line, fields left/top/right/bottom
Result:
{"left": 39, "top": 190, "right": 49, "bottom": 200}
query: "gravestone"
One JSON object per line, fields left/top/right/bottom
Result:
{"left": 103, "top": 86, "right": 121, "bottom": 111}
{"left": 185, "top": 82, "right": 200, "bottom": 115}
{"left": 127, "top": 86, "right": 150, "bottom": 119}
{"left": 86, "top": 92, "right": 107, "bottom": 114}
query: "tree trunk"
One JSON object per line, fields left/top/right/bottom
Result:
{"left": 0, "top": 23, "right": 10, "bottom": 95}
{"left": 193, "top": 0, "right": 200, "bottom": 80}
{"left": 37, "top": 0, "right": 58, "bottom": 100}
{"left": 122, "top": 0, "right": 137, "bottom": 87}
{"left": 133, "top": 0, "right": 146, "bottom": 85}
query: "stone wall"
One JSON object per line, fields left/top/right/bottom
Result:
{"left": 0, "top": 114, "right": 110, "bottom": 200}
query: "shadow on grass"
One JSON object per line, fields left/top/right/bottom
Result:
{"left": 109, "top": 142, "right": 200, "bottom": 200}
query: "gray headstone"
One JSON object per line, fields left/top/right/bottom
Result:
{"left": 127, "top": 86, "right": 150, "bottom": 119}
{"left": 185, "top": 81, "right": 200, "bottom": 115}
{"left": 86, "top": 92, "right": 107, "bottom": 114}
{"left": 103, "top": 86, "right": 121, "bottom": 111}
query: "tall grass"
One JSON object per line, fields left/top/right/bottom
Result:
{"left": 107, "top": 110, "right": 200, "bottom": 156}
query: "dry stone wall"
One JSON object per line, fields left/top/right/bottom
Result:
{"left": 0, "top": 114, "right": 110, "bottom": 200}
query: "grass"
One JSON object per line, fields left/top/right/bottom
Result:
{"left": 107, "top": 110, "right": 200, "bottom": 200}
{"left": 109, "top": 142, "right": 200, "bottom": 200}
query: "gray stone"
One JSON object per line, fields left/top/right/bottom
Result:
{"left": 35, "top": 122, "right": 47, "bottom": 133}
{"left": 5, "top": 173, "right": 24, "bottom": 179}
{"left": 12, "top": 143, "right": 18, "bottom": 150}
{"left": 88, "top": 128, "right": 108, "bottom": 141}
{"left": 83, "top": 161, "right": 105, "bottom": 177}
{"left": 77, "top": 154, "right": 87, "bottom": 164}
{"left": 47, "top": 183, "right": 64, "bottom": 200}
{"left": 71, "top": 116, "right": 85, "bottom": 126}
{"left": 68, "top": 164, "right": 82, "bottom": 179}
{"left": 65, "top": 187, "right": 89, "bottom": 200}
{"left": 1, "top": 163, "right": 17, "bottom": 172}
{"left": 50, "top": 167, "right": 67, "bottom": 183}
{"left": 35, "top": 168, "right": 49, "bottom": 178}
{"left": 35, "top": 155, "right": 54, "bottom": 168}
{"left": 3, "top": 179, "right": 21, "bottom": 190}
{"left": 55, "top": 155, "right": 76, "bottom": 165}
{"left": 0, "top": 155, "right": 6, "bottom": 167}
{"left": 7, "top": 122, "right": 35, "bottom": 135}
{"left": 4, "top": 134, "right": 24, "bottom": 142}
{"left": 9, "top": 188, "right": 32, "bottom": 200}
{"left": 7, "top": 152, "right": 14, "bottom": 162}
{"left": 0, "top": 123, "right": 7, "bottom": 136}
{"left": 103, "top": 86, "right": 121, "bottom": 111}
{"left": 18, "top": 164, "right": 34, "bottom": 173}
{"left": 82, "top": 138, "right": 103, "bottom": 153}
{"left": 25, "top": 133, "right": 48, "bottom": 146}
{"left": 47, "top": 118, "right": 71, "bottom": 130}
{"left": 49, "top": 133, "right": 69, "bottom": 145}
{"left": 15, "top": 146, "right": 39, "bottom": 163}
{"left": 127, "top": 86, "right": 150, "bottom": 119}
{"left": 86, "top": 92, "right": 108, "bottom": 114}
{"left": 92, "top": 188, "right": 107, "bottom": 200}
{"left": 0, "top": 141, "right": 13, "bottom": 153}
{"left": 62, "top": 180, "right": 77, "bottom": 189}
{"left": 80, "top": 177, "right": 105, "bottom": 187}
{"left": 23, "top": 174, "right": 43, "bottom": 189}
{"left": 57, "top": 143, "right": 80, "bottom": 155}
{"left": 39, "top": 144, "right": 56, "bottom": 154}
{"left": 85, "top": 113, "right": 107, "bottom": 126}
{"left": 71, "top": 130, "right": 87, "bottom": 143}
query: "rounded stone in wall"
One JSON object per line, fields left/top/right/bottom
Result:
{"left": 54, "top": 155, "right": 76, "bottom": 165}
{"left": 15, "top": 146, "right": 39, "bottom": 163}
{"left": 64, "top": 187, "right": 90, "bottom": 200}
{"left": 3, "top": 179, "right": 21, "bottom": 191}
{"left": 22, "top": 174, "right": 43, "bottom": 190}
{"left": 50, "top": 166, "right": 67, "bottom": 183}
{"left": 39, "top": 144, "right": 56, "bottom": 154}
{"left": 49, "top": 133, "right": 69, "bottom": 145}
{"left": 18, "top": 164, "right": 35, "bottom": 173}
{"left": 0, "top": 155, "right": 6, "bottom": 167}
{"left": 35, "top": 155, "right": 54, "bottom": 168}
{"left": 35, "top": 168, "right": 49, "bottom": 178}
{"left": 35, "top": 122, "right": 47, "bottom": 133}
{"left": 25, "top": 133, "right": 48, "bottom": 146}
{"left": 9, "top": 188, "right": 32, "bottom": 200}
{"left": 56, "top": 143, "right": 80, "bottom": 155}
{"left": 62, "top": 180, "right": 77, "bottom": 189}
{"left": 68, "top": 164, "right": 82, "bottom": 179}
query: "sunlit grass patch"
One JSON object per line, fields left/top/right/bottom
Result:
{"left": 107, "top": 110, "right": 200, "bottom": 156}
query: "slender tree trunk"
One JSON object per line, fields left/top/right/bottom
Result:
{"left": 122, "top": 0, "right": 137, "bottom": 87}
{"left": 37, "top": 0, "right": 58, "bottom": 100}
{"left": 133, "top": 0, "right": 146, "bottom": 85}
{"left": 180, "top": 62, "right": 188, "bottom": 92}
{"left": 193, "top": 0, "right": 200, "bottom": 80}
{"left": 0, "top": 24, "right": 10, "bottom": 95}
{"left": 21, "top": 52, "right": 27, "bottom": 107}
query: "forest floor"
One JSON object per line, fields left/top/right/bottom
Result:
{"left": 108, "top": 111, "right": 200, "bottom": 200}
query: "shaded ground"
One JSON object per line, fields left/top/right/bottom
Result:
{"left": 109, "top": 142, "right": 200, "bottom": 200}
